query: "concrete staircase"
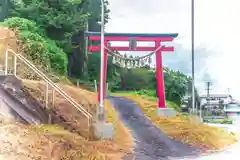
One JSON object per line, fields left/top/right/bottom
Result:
{"left": 0, "top": 49, "right": 92, "bottom": 129}
{"left": 0, "top": 48, "right": 114, "bottom": 139}
{"left": 0, "top": 73, "right": 50, "bottom": 124}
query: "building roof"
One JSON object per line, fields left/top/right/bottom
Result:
{"left": 224, "top": 109, "right": 240, "bottom": 112}
{"left": 200, "top": 94, "right": 231, "bottom": 98}
{"left": 202, "top": 101, "right": 229, "bottom": 106}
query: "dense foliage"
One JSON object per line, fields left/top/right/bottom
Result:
{"left": 115, "top": 67, "right": 195, "bottom": 106}
{"left": 0, "top": 17, "right": 68, "bottom": 74}
{"left": 9, "top": 0, "right": 88, "bottom": 52}
{"left": 0, "top": 0, "right": 198, "bottom": 108}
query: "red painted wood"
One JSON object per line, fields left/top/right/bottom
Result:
{"left": 98, "top": 41, "right": 108, "bottom": 102}
{"left": 91, "top": 33, "right": 176, "bottom": 109}
{"left": 155, "top": 41, "right": 166, "bottom": 108}
{"left": 89, "top": 36, "right": 174, "bottom": 41}
{"left": 85, "top": 31, "right": 178, "bottom": 38}
{"left": 89, "top": 46, "right": 174, "bottom": 52}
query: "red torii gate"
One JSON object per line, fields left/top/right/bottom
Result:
{"left": 85, "top": 32, "right": 178, "bottom": 109}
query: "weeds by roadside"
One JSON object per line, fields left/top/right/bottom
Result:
{"left": 113, "top": 92, "right": 237, "bottom": 151}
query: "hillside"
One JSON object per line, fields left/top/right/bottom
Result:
{"left": 0, "top": 27, "right": 133, "bottom": 159}
{"left": 0, "top": 117, "right": 132, "bottom": 159}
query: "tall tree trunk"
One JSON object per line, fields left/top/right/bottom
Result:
{"left": 0, "top": 0, "right": 9, "bottom": 21}
{"left": 68, "top": 32, "right": 85, "bottom": 78}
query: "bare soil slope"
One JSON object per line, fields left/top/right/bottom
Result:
{"left": 0, "top": 117, "right": 131, "bottom": 160}
{"left": 0, "top": 27, "right": 133, "bottom": 159}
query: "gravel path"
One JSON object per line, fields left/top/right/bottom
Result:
{"left": 109, "top": 96, "right": 200, "bottom": 160}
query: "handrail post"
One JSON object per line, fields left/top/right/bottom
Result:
{"left": 4, "top": 49, "right": 8, "bottom": 75}
{"left": 0, "top": 98, "right": 2, "bottom": 109}
{"left": 94, "top": 80, "right": 98, "bottom": 93}
{"left": 77, "top": 79, "right": 79, "bottom": 87}
{"left": 13, "top": 55, "right": 17, "bottom": 76}
{"left": 52, "top": 88, "right": 55, "bottom": 107}
{"left": 45, "top": 83, "right": 49, "bottom": 108}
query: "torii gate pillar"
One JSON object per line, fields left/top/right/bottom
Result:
{"left": 155, "top": 40, "right": 166, "bottom": 109}
{"left": 85, "top": 32, "right": 178, "bottom": 117}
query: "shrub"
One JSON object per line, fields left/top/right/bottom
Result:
{"left": 0, "top": 17, "right": 45, "bottom": 36}
{"left": 0, "top": 17, "right": 68, "bottom": 75}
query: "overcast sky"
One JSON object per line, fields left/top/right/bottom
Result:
{"left": 105, "top": 0, "right": 240, "bottom": 98}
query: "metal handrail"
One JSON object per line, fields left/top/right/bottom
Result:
{"left": 6, "top": 49, "right": 92, "bottom": 120}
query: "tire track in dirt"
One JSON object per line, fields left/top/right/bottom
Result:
{"left": 109, "top": 96, "right": 200, "bottom": 160}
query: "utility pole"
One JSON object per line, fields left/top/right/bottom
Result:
{"left": 227, "top": 88, "right": 230, "bottom": 94}
{"left": 205, "top": 81, "right": 212, "bottom": 116}
{"left": 206, "top": 82, "right": 211, "bottom": 96}
{"left": 99, "top": 0, "right": 105, "bottom": 113}
{"left": 206, "top": 81, "right": 212, "bottom": 105}
{"left": 191, "top": 0, "right": 195, "bottom": 113}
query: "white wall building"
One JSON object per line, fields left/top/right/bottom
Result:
{"left": 200, "top": 94, "right": 232, "bottom": 108}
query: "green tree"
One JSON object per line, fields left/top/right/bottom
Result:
{"left": 1, "top": 17, "right": 68, "bottom": 75}
{"left": 8, "top": 0, "right": 88, "bottom": 52}
{"left": 122, "top": 68, "right": 153, "bottom": 90}
{"left": 7, "top": 0, "right": 110, "bottom": 78}
{"left": 164, "top": 68, "right": 189, "bottom": 105}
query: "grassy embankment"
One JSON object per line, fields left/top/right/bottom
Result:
{"left": 113, "top": 91, "right": 236, "bottom": 151}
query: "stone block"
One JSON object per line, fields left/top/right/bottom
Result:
{"left": 94, "top": 122, "right": 114, "bottom": 139}
{"left": 157, "top": 108, "right": 176, "bottom": 117}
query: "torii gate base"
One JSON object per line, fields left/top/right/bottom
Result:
{"left": 86, "top": 32, "right": 177, "bottom": 119}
